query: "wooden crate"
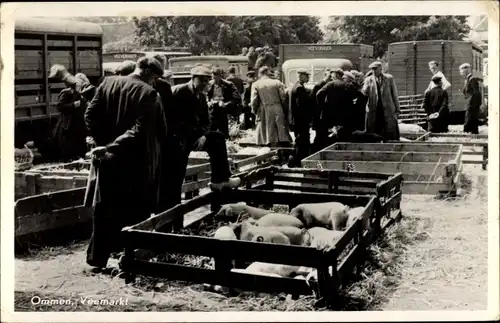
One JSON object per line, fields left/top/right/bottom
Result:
{"left": 15, "top": 187, "right": 91, "bottom": 244}
{"left": 301, "top": 142, "right": 463, "bottom": 196}
{"left": 120, "top": 189, "right": 380, "bottom": 306}
{"left": 410, "top": 132, "right": 488, "bottom": 170}
{"left": 398, "top": 94, "right": 427, "bottom": 126}
{"left": 240, "top": 166, "right": 403, "bottom": 232}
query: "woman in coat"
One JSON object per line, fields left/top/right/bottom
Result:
{"left": 250, "top": 66, "right": 292, "bottom": 147}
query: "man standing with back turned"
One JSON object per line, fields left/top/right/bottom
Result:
{"left": 84, "top": 57, "right": 167, "bottom": 272}
{"left": 289, "top": 68, "right": 312, "bottom": 167}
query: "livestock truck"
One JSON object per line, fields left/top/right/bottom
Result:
{"left": 388, "top": 40, "right": 485, "bottom": 124}
{"left": 14, "top": 17, "right": 103, "bottom": 148}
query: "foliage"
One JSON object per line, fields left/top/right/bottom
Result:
{"left": 326, "top": 16, "right": 471, "bottom": 58}
{"left": 132, "top": 16, "right": 324, "bottom": 55}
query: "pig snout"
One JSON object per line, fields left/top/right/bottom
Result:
{"left": 330, "top": 206, "right": 350, "bottom": 231}
{"left": 215, "top": 202, "right": 248, "bottom": 218}
{"left": 252, "top": 230, "right": 291, "bottom": 245}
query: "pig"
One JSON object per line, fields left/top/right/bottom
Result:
{"left": 290, "top": 202, "right": 349, "bottom": 230}
{"left": 251, "top": 230, "right": 291, "bottom": 245}
{"left": 346, "top": 206, "right": 366, "bottom": 229}
{"left": 254, "top": 226, "right": 310, "bottom": 246}
{"left": 215, "top": 202, "right": 270, "bottom": 220}
{"left": 307, "top": 227, "right": 344, "bottom": 251}
{"left": 255, "top": 213, "right": 304, "bottom": 228}
{"left": 236, "top": 221, "right": 290, "bottom": 244}
{"left": 213, "top": 226, "right": 237, "bottom": 240}
{"left": 244, "top": 262, "right": 300, "bottom": 278}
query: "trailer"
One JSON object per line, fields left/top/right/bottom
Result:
{"left": 14, "top": 17, "right": 103, "bottom": 148}
{"left": 388, "top": 40, "right": 484, "bottom": 121}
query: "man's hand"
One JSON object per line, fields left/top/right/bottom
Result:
{"left": 194, "top": 136, "right": 207, "bottom": 151}
{"left": 90, "top": 146, "right": 113, "bottom": 161}
{"left": 74, "top": 100, "right": 81, "bottom": 108}
{"left": 86, "top": 136, "right": 96, "bottom": 146}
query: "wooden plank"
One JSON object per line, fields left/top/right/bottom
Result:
{"left": 322, "top": 142, "right": 461, "bottom": 153}
{"left": 120, "top": 259, "right": 314, "bottom": 296}
{"left": 318, "top": 150, "right": 457, "bottom": 163}
{"left": 302, "top": 160, "right": 450, "bottom": 177}
{"left": 15, "top": 187, "right": 86, "bottom": 216}
{"left": 122, "top": 229, "right": 335, "bottom": 268}
{"left": 181, "top": 178, "right": 210, "bottom": 193}
{"left": 15, "top": 205, "right": 91, "bottom": 237}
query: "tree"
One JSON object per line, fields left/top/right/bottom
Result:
{"left": 325, "top": 16, "right": 470, "bottom": 58}
{"left": 132, "top": 16, "right": 324, "bottom": 55}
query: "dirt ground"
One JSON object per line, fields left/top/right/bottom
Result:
{"left": 14, "top": 164, "right": 489, "bottom": 312}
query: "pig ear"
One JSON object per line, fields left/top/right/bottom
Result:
{"left": 256, "top": 236, "right": 264, "bottom": 242}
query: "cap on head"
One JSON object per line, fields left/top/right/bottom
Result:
{"left": 137, "top": 56, "right": 164, "bottom": 76}
{"left": 331, "top": 67, "right": 344, "bottom": 76}
{"left": 212, "top": 67, "right": 223, "bottom": 75}
{"left": 116, "top": 60, "right": 137, "bottom": 76}
{"left": 190, "top": 65, "right": 212, "bottom": 77}
{"left": 148, "top": 53, "right": 166, "bottom": 68}
{"left": 246, "top": 70, "right": 256, "bottom": 77}
{"left": 343, "top": 71, "right": 355, "bottom": 82}
{"left": 369, "top": 61, "right": 383, "bottom": 69}
{"left": 459, "top": 63, "right": 471, "bottom": 70}
{"left": 296, "top": 68, "right": 310, "bottom": 76}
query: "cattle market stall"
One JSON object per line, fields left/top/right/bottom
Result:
{"left": 301, "top": 142, "right": 463, "bottom": 196}
{"left": 14, "top": 17, "right": 103, "bottom": 147}
{"left": 120, "top": 189, "right": 380, "bottom": 307}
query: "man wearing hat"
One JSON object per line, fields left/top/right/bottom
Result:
{"left": 242, "top": 70, "right": 257, "bottom": 130}
{"left": 84, "top": 56, "right": 167, "bottom": 272}
{"left": 159, "top": 66, "right": 241, "bottom": 226}
{"left": 251, "top": 66, "right": 292, "bottom": 147}
{"left": 426, "top": 61, "right": 451, "bottom": 93}
{"left": 314, "top": 67, "right": 353, "bottom": 150}
{"left": 264, "top": 47, "right": 277, "bottom": 71}
{"left": 48, "top": 64, "right": 88, "bottom": 161}
{"left": 289, "top": 68, "right": 313, "bottom": 167}
{"left": 460, "top": 62, "right": 482, "bottom": 134}
{"left": 361, "top": 61, "right": 400, "bottom": 141}
{"left": 254, "top": 47, "right": 266, "bottom": 70}
{"left": 422, "top": 74, "right": 450, "bottom": 133}
{"left": 311, "top": 68, "right": 333, "bottom": 137}
{"left": 247, "top": 46, "right": 258, "bottom": 71}
{"left": 206, "top": 67, "right": 241, "bottom": 137}
{"left": 116, "top": 60, "right": 136, "bottom": 76}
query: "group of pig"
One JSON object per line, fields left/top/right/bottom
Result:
{"left": 210, "top": 201, "right": 366, "bottom": 289}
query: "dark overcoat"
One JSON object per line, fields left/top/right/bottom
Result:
{"left": 206, "top": 79, "right": 241, "bottom": 136}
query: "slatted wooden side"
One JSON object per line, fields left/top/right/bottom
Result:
{"left": 398, "top": 94, "right": 427, "bottom": 126}
{"left": 121, "top": 189, "right": 383, "bottom": 307}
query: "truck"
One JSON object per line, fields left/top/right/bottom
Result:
{"left": 14, "top": 17, "right": 104, "bottom": 148}
{"left": 388, "top": 40, "right": 485, "bottom": 122}
{"left": 278, "top": 43, "right": 375, "bottom": 77}
{"left": 102, "top": 50, "right": 192, "bottom": 68}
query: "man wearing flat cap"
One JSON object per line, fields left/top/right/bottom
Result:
{"left": 84, "top": 56, "right": 167, "bottom": 272}
{"left": 116, "top": 60, "right": 136, "bottom": 76}
{"left": 361, "top": 61, "right": 400, "bottom": 140}
{"left": 460, "top": 62, "right": 482, "bottom": 134}
{"left": 206, "top": 67, "right": 241, "bottom": 137}
{"left": 315, "top": 67, "right": 353, "bottom": 151}
{"left": 254, "top": 47, "right": 266, "bottom": 70}
{"left": 310, "top": 68, "right": 333, "bottom": 140}
{"left": 421, "top": 74, "right": 450, "bottom": 133}
{"left": 159, "top": 65, "right": 241, "bottom": 226}
{"left": 47, "top": 64, "right": 88, "bottom": 161}
{"left": 242, "top": 70, "right": 257, "bottom": 130}
{"left": 288, "top": 68, "right": 313, "bottom": 167}
{"left": 247, "top": 46, "right": 258, "bottom": 71}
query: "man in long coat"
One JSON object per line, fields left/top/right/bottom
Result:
{"left": 315, "top": 68, "right": 352, "bottom": 150}
{"left": 84, "top": 57, "right": 167, "bottom": 272}
{"left": 242, "top": 70, "right": 257, "bottom": 130}
{"left": 361, "top": 61, "right": 400, "bottom": 141}
{"left": 289, "top": 68, "right": 313, "bottom": 167}
{"left": 206, "top": 67, "right": 241, "bottom": 137}
{"left": 460, "top": 63, "right": 482, "bottom": 134}
{"left": 251, "top": 66, "right": 292, "bottom": 147}
{"left": 160, "top": 66, "right": 241, "bottom": 227}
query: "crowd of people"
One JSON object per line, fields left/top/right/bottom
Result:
{"left": 39, "top": 51, "right": 482, "bottom": 273}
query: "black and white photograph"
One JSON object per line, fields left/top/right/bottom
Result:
{"left": 1, "top": 1, "right": 498, "bottom": 321}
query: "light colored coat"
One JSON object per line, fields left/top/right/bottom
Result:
{"left": 251, "top": 76, "right": 292, "bottom": 145}
{"left": 362, "top": 73, "right": 400, "bottom": 140}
